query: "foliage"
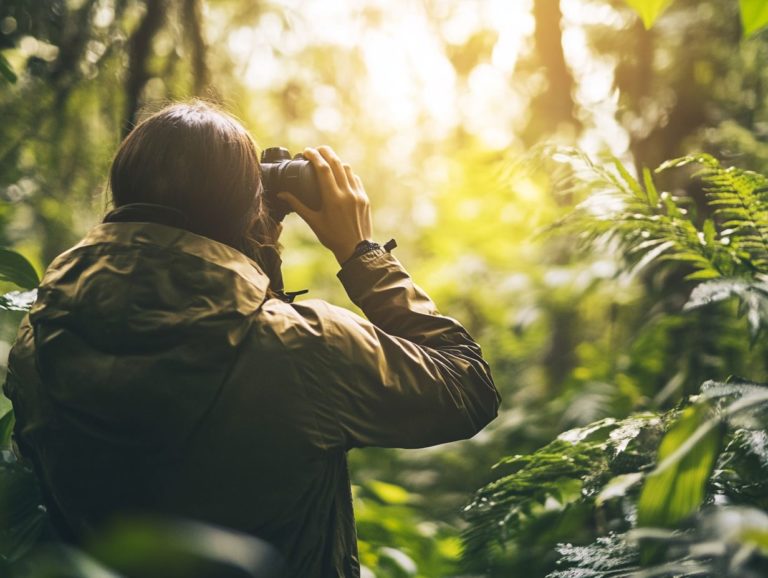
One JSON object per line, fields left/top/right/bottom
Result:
{"left": 0, "top": 249, "right": 43, "bottom": 573}
{"left": 549, "top": 506, "right": 768, "bottom": 578}
{"left": 0, "top": 250, "right": 39, "bottom": 290}
{"left": 0, "top": 448, "right": 47, "bottom": 574}
{"left": 462, "top": 413, "right": 665, "bottom": 573}
{"left": 620, "top": 0, "right": 768, "bottom": 36}
{"left": 463, "top": 152, "right": 768, "bottom": 575}
{"left": 463, "top": 378, "right": 768, "bottom": 576}
{"left": 740, "top": 0, "right": 768, "bottom": 37}
{"left": 635, "top": 403, "right": 722, "bottom": 534}
{"left": 8, "top": 518, "right": 285, "bottom": 578}
{"left": 0, "top": 53, "right": 16, "bottom": 84}
{"left": 354, "top": 480, "right": 461, "bottom": 577}
{"left": 0, "top": 290, "right": 36, "bottom": 313}
{"left": 622, "top": 0, "right": 674, "bottom": 30}
{"left": 555, "top": 152, "right": 768, "bottom": 341}
{"left": 0, "top": 250, "right": 49, "bottom": 575}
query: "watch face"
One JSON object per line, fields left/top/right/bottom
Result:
{"left": 356, "top": 241, "right": 379, "bottom": 253}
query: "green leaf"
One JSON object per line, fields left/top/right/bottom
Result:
{"left": 657, "top": 153, "right": 719, "bottom": 173}
{"left": 7, "top": 545, "right": 122, "bottom": 578}
{"left": 684, "top": 268, "right": 721, "bottom": 281}
{"left": 595, "top": 472, "right": 643, "bottom": 506}
{"left": 0, "top": 450, "right": 47, "bottom": 562}
{"left": 551, "top": 532, "right": 639, "bottom": 576}
{"left": 0, "top": 249, "right": 39, "bottom": 290}
{"left": 367, "top": 480, "right": 410, "bottom": 505}
{"left": 642, "top": 167, "right": 659, "bottom": 206}
{"left": 0, "top": 410, "right": 13, "bottom": 449}
{"left": 613, "top": 158, "right": 645, "bottom": 201}
{"left": 637, "top": 404, "right": 723, "bottom": 536}
{"left": 0, "top": 53, "right": 16, "bottom": 84}
{"left": 740, "top": 0, "right": 768, "bottom": 37}
{"left": 463, "top": 415, "right": 664, "bottom": 560}
{"left": 712, "top": 429, "right": 768, "bottom": 509}
{"left": 702, "top": 219, "right": 717, "bottom": 245}
{"left": 623, "top": 0, "right": 675, "bottom": 29}
{"left": 630, "top": 239, "right": 676, "bottom": 275}
{"left": 88, "top": 517, "right": 283, "bottom": 577}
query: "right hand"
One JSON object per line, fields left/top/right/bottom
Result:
{"left": 277, "top": 146, "right": 373, "bottom": 266}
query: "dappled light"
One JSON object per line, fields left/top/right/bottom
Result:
{"left": 2, "top": 0, "right": 768, "bottom": 577}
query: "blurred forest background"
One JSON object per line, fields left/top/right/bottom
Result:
{"left": 2, "top": 0, "right": 768, "bottom": 576}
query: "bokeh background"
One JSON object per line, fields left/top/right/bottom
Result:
{"left": 2, "top": 0, "right": 768, "bottom": 576}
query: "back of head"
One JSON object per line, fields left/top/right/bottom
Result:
{"left": 109, "top": 101, "right": 265, "bottom": 251}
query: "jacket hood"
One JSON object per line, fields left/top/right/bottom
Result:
{"left": 27, "top": 222, "right": 271, "bottom": 451}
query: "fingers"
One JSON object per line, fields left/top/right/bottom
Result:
{"left": 304, "top": 146, "right": 354, "bottom": 194}
{"left": 343, "top": 164, "right": 356, "bottom": 190}
{"left": 282, "top": 146, "right": 373, "bottom": 263}
{"left": 316, "top": 145, "right": 350, "bottom": 189}
{"left": 302, "top": 147, "right": 337, "bottom": 197}
{"left": 303, "top": 144, "right": 365, "bottom": 200}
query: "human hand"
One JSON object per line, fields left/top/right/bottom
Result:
{"left": 277, "top": 146, "right": 373, "bottom": 265}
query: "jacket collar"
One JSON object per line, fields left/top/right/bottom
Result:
{"left": 103, "top": 202, "right": 190, "bottom": 230}
{"left": 70, "top": 219, "right": 272, "bottom": 300}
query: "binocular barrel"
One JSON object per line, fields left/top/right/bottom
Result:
{"left": 260, "top": 147, "right": 321, "bottom": 221}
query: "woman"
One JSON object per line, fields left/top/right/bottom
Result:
{"left": 4, "top": 101, "right": 500, "bottom": 577}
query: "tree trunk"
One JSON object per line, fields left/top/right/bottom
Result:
{"left": 182, "top": 0, "right": 210, "bottom": 97}
{"left": 123, "top": 0, "right": 168, "bottom": 136}
{"left": 523, "top": 0, "right": 581, "bottom": 143}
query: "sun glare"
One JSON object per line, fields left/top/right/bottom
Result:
{"left": 225, "top": 0, "right": 630, "bottom": 155}
{"left": 227, "top": 2, "right": 530, "bottom": 144}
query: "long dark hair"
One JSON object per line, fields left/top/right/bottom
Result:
{"left": 108, "top": 100, "right": 281, "bottom": 281}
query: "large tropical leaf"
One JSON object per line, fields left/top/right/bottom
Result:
{"left": 637, "top": 404, "right": 724, "bottom": 562}
{"left": 740, "top": 0, "right": 768, "bottom": 37}
{"left": 0, "top": 250, "right": 39, "bottom": 290}
{"left": 623, "top": 0, "right": 674, "bottom": 29}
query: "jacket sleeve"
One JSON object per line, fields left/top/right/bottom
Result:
{"left": 289, "top": 247, "right": 501, "bottom": 450}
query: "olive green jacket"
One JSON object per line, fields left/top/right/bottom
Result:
{"left": 4, "top": 221, "right": 500, "bottom": 577}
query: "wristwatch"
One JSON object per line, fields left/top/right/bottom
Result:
{"left": 344, "top": 238, "right": 398, "bottom": 265}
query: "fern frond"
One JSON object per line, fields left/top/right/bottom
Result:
{"left": 461, "top": 414, "right": 665, "bottom": 562}
{"left": 551, "top": 151, "right": 725, "bottom": 279}
{"left": 684, "top": 278, "right": 768, "bottom": 341}
{"left": 659, "top": 155, "right": 768, "bottom": 275}
{"left": 548, "top": 151, "right": 768, "bottom": 344}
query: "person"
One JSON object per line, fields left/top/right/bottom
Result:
{"left": 4, "top": 101, "right": 501, "bottom": 577}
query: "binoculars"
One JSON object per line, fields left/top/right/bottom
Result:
{"left": 260, "top": 147, "right": 320, "bottom": 221}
